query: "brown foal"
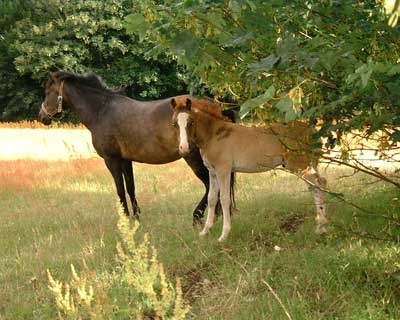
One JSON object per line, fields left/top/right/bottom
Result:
{"left": 170, "top": 97, "right": 328, "bottom": 242}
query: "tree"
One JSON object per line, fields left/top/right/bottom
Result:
{"left": 0, "top": 0, "right": 39, "bottom": 120}
{"left": 0, "top": 0, "right": 186, "bottom": 121}
{"left": 126, "top": 0, "right": 400, "bottom": 148}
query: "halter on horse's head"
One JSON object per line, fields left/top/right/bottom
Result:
{"left": 39, "top": 74, "right": 65, "bottom": 125}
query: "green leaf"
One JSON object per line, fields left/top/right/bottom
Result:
{"left": 239, "top": 85, "right": 275, "bottom": 119}
{"left": 246, "top": 0, "right": 257, "bottom": 11}
{"left": 391, "top": 131, "right": 400, "bottom": 143}
{"left": 223, "top": 32, "right": 254, "bottom": 47}
{"left": 247, "top": 55, "right": 279, "bottom": 75}
{"left": 387, "top": 65, "right": 400, "bottom": 76}
{"left": 170, "top": 31, "right": 199, "bottom": 60}
{"left": 275, "top": 97, "right": 297, "bottom": 122}
{"left": 124, "top": 13, "right": 148, "bottom": 41}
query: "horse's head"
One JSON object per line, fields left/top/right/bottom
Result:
{"left": 38, "top": 73, "right": 65, "bottom": 125}
{"left": 170, "top": 97, "right": 195, "bottom": 156}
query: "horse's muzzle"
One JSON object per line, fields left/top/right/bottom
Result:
{"left": 38, "top": 110, "right": 52, "bottom": 125}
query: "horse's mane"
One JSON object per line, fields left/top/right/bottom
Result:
{"left": 52, "top": 71, "right": 117, "bottom": 94}
{"left": 175, "top": 96, "right": 232, "bottom": 122}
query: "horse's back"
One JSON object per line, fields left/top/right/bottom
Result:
{"left": 92, "top": 94, "right": 188, "bottom": 163}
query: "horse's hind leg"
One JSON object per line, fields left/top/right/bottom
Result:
{"left": 104, "top": 158, "right": 130, "bottom": 216}
{"left": 302, "top": 166, "right": 328, "bottom": 234}
{"left": 183, "top": 149, "right": 210, "bottom": 225}
{"left": 121, "top": 160, "right": 140, "bottom": 218}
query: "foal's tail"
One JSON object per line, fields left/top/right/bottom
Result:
{"left": 230, "top": 172, "right": 236, "bottom": 211}
{"left": 222, "top": 108, "right": 237, "bottom": 211}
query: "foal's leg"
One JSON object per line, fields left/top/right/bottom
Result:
{"left": 104, "top": 158, "right": 129, "bottom": 216}
{"left": 121, "top": 160, "right": 140, "bottom": 218}
{"left": 199, "top": 171, "right": 219, "bottom": 237}
{"left": 183, "top": 149, "right": 211, "bottom": 225}
{"left": 216, "top": 169, "right": 232, "bottom": 242}
{"left": 302, "top": 166, "right": 328, "bottom": 234}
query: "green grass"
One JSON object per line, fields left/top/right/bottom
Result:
{"left": 0, "top": 159, "right": 399, "bottom": 319}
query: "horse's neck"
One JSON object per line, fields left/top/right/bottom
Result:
{"left": 194, "top": 114, "right": 220, "bottom": 148}
{"left": 65, "top": 85, "right": 106, "bottom": 129}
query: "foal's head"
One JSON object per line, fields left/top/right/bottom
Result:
{"left": 170, "top": 97, "right": 231, "bottom": 155}
{"left": 38, "top": 73, "right": 66, "bottom": 125}
{"left": 170, "top": 97, "right": 195, "bottom": 155}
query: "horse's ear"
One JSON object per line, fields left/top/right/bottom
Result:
{"left": 50, "top": 72, "right": 58, "bottom": 83}
{"left": 186, "top": 98, "right": 192, "bottom": 111}
{"left": 170, "top": 98, "right": 177, "bottom": 110}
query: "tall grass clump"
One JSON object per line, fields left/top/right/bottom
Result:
{"left": 47, "top": 204, "right": 190, "bottom": 319}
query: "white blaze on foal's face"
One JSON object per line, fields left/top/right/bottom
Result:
{"left": 177, "top": 112, "right": 190, "bottom": 154}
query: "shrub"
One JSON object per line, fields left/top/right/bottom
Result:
{"left": 47, "top": 204, "right": 190, "bottom": 319}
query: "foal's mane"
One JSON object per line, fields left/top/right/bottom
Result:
{"left": 52, "top": 71, "right": 117, "bottom": 94}
{"left": 175, "top": 96, "right": 232, "bottom": 122}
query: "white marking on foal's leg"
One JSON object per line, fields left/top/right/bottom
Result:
{"left": 312, "top": 187, "right": 328, "bottom": 234}
{"left": 217, "top": 171, "right": 232, "bottom": 242}
{"left": 303, "top": 167, "right": 328, "bottom": 234}
{"left": 200, "top": 173, "right": 219, "bottom": 237}
{"left": 177, "top": 112, "right": 190, "bottom": 154}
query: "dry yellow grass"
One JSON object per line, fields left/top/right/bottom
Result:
{"left": 0, "top": 121, "right": 84, "bottom": 129}
{"left": 0, "top": 128, "right": 97, "bottom": 160}
{"left": 1, "top": 125, "right": 398, "bottom": 171}
{"left": 0, "top": 159, "right": 105, "bottom": 191}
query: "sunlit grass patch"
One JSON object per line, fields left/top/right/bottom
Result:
{"left": 0, "top": 128, "right": 97, "bottom": 160}
{"left": 0, "top": 158, "right": 399, "bottom": 319}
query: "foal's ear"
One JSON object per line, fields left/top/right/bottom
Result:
{"left": 185, "top": 98, "right": 192, "bottom": 111}
{"left": 170, "top": 98, "right": 177, "bottom": 110}
{"left": 50, "top": 72, "right": 58, "bottom": 84}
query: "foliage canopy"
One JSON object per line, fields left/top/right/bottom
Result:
{"left": 0, "top": 0, "right": 186, "bottom": 121}
{"left": 126, "top": 0, "right": 400, "bottom": 146}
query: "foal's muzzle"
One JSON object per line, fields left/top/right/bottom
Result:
{"left": 179, "top": 143, "right": 190, "bottom": 155}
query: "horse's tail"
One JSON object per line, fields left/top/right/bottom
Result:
{"left": 222, "top": 108, "right": 237, "bottom": 211}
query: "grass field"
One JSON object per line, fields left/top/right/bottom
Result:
{"left": 0, "top": 156, "right": 399, "bottom": 319}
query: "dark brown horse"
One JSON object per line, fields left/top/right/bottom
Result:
{"left": 38, "top": 71, "right": 234, "bottom": 224}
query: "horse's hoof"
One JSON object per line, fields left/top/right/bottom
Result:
{"left": 130, "top": 213, "right": 140, "bottom": 221}
{"left": 193, "top": 218, "right": 204, "bottom": 229}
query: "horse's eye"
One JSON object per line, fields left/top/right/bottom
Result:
{"left": 172, "top": 122, "right": 177, "bottom": 127}
{"left": 187, "top": 121, "right": 193, "bottom": 127}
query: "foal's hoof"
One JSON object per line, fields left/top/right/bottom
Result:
{"left": 199, "top": 229, "right": 209, "bottom": 237}
{"left": 315, "top": 226, "right": 327, "bottom": 235}
{"left": 218, "top": 235, "right": 227, "bottom": 242}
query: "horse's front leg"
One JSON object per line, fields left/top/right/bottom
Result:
{"left": 183, "top": 150, "right": 210, "bottom": 226}
{"left": 302, "top": 166, "right": 328, "bottom": 234}
{"left": 104, "top": 158, "right": 129, "bottom": 216}
{"left": 216, "top": 169, "right": 232, "bottom": 242}
{"left": 121, "top": 160, "right": 140, "bottom": 218}
{"left": 200, "top": 171, "right": 219, "bottom": 237}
